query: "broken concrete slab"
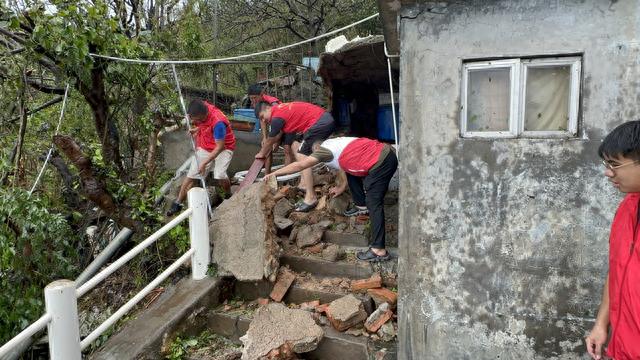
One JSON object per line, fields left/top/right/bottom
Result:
{"left": 364, "top": 302, "right": 392, "bottom": 333}
{"left": 274, "top": 217, "right": 294, "bottom": 232}
{"left": 328, "top": 193, "right": 350, "bottom": 215}
{"left": 210, "top": 182, "right": 280, "bottom": 281}
{"left": 270, "top": 268, "right": 296, "bottom": 302}
{"left": 322, "top": 244, "right": 343, "bottom": 262}
{"left": 274, "top": 198, "right": 294, "bottom": 218}
{"left": 327, "top": 294, "right": 368, "bottom": 332}
{"left": 295, "top": 224, "right": 325, "bottom": 248}
{"left": 240, "top": 303, "right": 324, "bottom": 359}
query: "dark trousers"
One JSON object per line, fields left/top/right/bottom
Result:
{"left": 346, "top": 151, "right": 398, "bottom": 250}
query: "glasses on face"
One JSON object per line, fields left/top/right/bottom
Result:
{"left": 602, "top": 159, "right": 640, "bottom": 171}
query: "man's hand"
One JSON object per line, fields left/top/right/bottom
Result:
{"left": 198, "top": 162, "right": 208, "bottom": 176}
{"left": 255, "top": 151, "right": 266, "bottom": 159}
{"left": 585, "top": 324, "right": 608, "bottom": 359}
{"left": 263, "top": 173, "right": 275, "bottom": 182}
{"left": 189, "top": 127, "right": 199, "bottom": 136}
{"left": 329, "top": 186, "right": 346, "bottom": 198}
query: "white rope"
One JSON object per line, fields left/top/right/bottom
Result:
{"left": 170, "top": 64, "right": 213, "bottom": 215}
{"left": 384, "top": 43, "right": 399, "bottom": 154}
{"left": 90, "top": 13, "right": 379, "bottom": 65}
{"left": 28, "top": 83, "right": 70, "bottom": 196}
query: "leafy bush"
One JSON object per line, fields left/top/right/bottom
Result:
{"left": 0, "top": 188, "right": 79, "bottom": 343}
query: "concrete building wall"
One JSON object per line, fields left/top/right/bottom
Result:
{"left": 397, "top": 1, "right": 640, "bottom": 358}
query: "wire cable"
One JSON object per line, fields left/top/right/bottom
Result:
{"left": 89, "top": 13, "right": 379, "bottom": 65}
{"left": 28, "top": 83, "right": 70, "bottom": 196}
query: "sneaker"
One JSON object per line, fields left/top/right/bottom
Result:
{"left": 166, "top": 202, "right": 183, "bottom": 217}
{"left": 344, "top": 205, "right": 368, "bottom": 217}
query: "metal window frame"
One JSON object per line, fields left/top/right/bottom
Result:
{"left": 461, "top": 56, "right": 581, "bottom": 139}
{"left": 461, "top": 59, "right": 520, "bottom": 138}
{"left": 519, "top": 57, "right": 582, "bottom": 138}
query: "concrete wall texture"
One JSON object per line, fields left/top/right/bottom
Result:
{"left": 397, "top": 1, "right": 640, "bottom": 359}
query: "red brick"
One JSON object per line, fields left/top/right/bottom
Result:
{"left": 351, "top": 273, "right": 382, "bottom": 292}
{"left": 367, "top": 287, "right": 398, "bottom": 307}
{"left": 315, "top": 303, "right": 330, "bottom": 314}
{"left": 257, "top": 297, "right": 269, "bottom": 306}
{"left": 364, "top": 303, "right": 393, "bottom": 333}
{"left": 269, "top": 269, "right": 296, "bottom": 302}
{"left": 273, "top": 185, "right": 292, "bottom": 201}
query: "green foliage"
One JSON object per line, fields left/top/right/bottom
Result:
{"left": 0, "top": 187, "right": 79, "bottom": 343}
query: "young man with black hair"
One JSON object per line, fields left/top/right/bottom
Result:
{"left": 166, "top": 99, "right": 236, "bottom": 216}
{"left": 255, "top": 101, "right": 335, "bottom": 212}
{"left": 246, "top": 84, "right": 291, "bottom": 173}
{"left": 585, "top": 120, "right": 640, "bottom": 359}
{"left": 263, "top": 137, "right": 397, "bottom": 262}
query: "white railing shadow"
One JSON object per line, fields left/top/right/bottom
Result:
{"left": 0, "top": 187, "right": 210, "bottom": 360}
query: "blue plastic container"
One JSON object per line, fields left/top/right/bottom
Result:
{"left": 233, "top": 109, "right": 260, "bottom": 133}
{"left": 377, "top": 104, "right": 400, "bottom": 142}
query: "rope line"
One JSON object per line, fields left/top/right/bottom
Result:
{"left": 28, "top": 83, "right": 70, "bottom": 196}
{"left": 89, "top": 13, "right": 379, "bottom": 65}
{"left": 170, "top": 64, "right": 213, "bottom": 215}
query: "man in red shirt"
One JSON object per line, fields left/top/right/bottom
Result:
{"left": 255, "top": 101, "right": 335, "bottom": 212}
{"left": 586, "top": 120, "right": 640, "bottom": 359}
{"left": 264, "top": 137, "right": 397, "bottom": 261}
{"left": 166, "top": 99, "right": 236, "bottom": 216}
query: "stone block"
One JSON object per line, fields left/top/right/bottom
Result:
{"left": 322, "top": 244, "right": 343, "bottom": 262}
{"left": 274, "top": 198, "right": 294, "bottom": 218}
{"left": 274, "top": 216, "right": 294, "bottom": 232}
{"left": 364, "top": 302, "right": 392, "bottom": 333}
{"left": 240, "top": 303, "right": 324, "bottom": 359}
{"left": 210, "top": 182, "right": 280, "bottom": 281}
{"left": 328, "top": 193, "right": 350, "bottom": 215}
{"left": 327, "top": 294, "right": 368, "bottom": 332}
{"left": 351, "top": 273, "right": 382, "bottom": 292}
{"left": 296, "top": 224, "right": 325, "bottom": 248}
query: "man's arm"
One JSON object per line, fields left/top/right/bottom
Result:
{"left": 586, "top": 273, "right": 609, "bottom": 360}
{"left": 264, "top": 156, "right": 320, "bottom": 178}
{"left": 256, "top": 133, "right": 281, "bottom": 159}
{"left": 329, "top": 170, "right": 348, "bottom": 198}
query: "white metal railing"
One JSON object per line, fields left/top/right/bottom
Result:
{"left": 0, "top": 187, "right": 210, "bottom": 359}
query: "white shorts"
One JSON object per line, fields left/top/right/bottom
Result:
{"left": 187, "top": 148, "right": 233, "bottom": 180}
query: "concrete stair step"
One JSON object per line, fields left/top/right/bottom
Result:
{"left": 207, "top": 310, "right": 375, "bottom": 359}
{"left": 234, "top": 279, "right": 351, "bottom": 305}
{"left": 322, "top": 230, "right": 368, "bottom": 247}
{"left": 281, "top": 254, "right": 375, "bottom": 280}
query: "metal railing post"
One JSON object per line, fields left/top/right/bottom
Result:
{"left": 44, "top": 280, "right": 81, "bottom": 360}
{"left": 188, "top": 188, "right": 210, "bottom": 280}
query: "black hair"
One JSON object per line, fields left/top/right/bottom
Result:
{"left": 247, "top": 83, "right": 264, "bottom": 96}
{"left": 598, "top": 120, "right": 640, "bottom": 160}
{"left": 254, "top": 100, "right": 270, "bottom": 119}
{"left": 187, "top": 99, "right": 208, "bottom": 117}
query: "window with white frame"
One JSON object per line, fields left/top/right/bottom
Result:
{"left": 461, "top": 57, "right": 581, "bottom": 138}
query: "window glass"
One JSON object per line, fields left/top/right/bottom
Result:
{"left": 524, "top": 65, "right": 571, "bottom": 131}
{"left": 467, "top": 68, "right": 511, "bottom": 131}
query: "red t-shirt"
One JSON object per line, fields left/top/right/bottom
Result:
{"left": 262, "top": 95, "right": 280, "bottom": 105}
{"left": 338, "top": 138, "right": 386, "bottom": 176}
{"left": 195, "top": 102, "right": 236, "bottom": 151}
{"left": 607, "top": 193, "right": 640, "bottom": 359}
{"left": 269, "top": 102, "right": 325, "bottom": 134}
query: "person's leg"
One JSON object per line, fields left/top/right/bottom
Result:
{"left": 344, "top": 173, "right": 368, "bottom": 216}
{"left": 294, "top": 143, "right": 317, "bottom": 206}
{"left": 358, "top": 152, "right": 398, "bottom": 259}
{"left": 176, "top": 177, "right": 197, "bottom": 204}
{"left": 213, "top": 149, "right": 233, "bottom": 196}
{"left": 168, "top": 149, "right": 210, "bottom": 216}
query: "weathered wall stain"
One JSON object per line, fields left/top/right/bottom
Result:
{"left": 397, "top": 0, "right": 639, "bottom": 358}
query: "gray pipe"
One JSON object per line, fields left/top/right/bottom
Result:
{"left": 75, "top": 227, "right": 134, "bottom": 287}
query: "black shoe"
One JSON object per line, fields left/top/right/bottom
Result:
{"left": 344, "top": 205, "right": 368, "bottom": 217}
{"left": 294, "top": 200, "right": 318, "bottom": 213}
{"left": 166, "top": 202, "right": 183, "bottom": 217}
{"left": 356, "top": 248, "right": 391, "bottom": 262}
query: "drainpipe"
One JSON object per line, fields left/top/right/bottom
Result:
{"left": 384, "top": 42, "right": 400, "bottom": 154}
{"left": 75, "top": 227, "right": 134, "bottom": 287}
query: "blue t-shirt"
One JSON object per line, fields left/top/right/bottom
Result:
{"left": 213, "top": 122, "right": 226, "bottom": 141}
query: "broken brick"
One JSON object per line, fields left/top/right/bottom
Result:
{"left": 273, "top": 185, "right": 291, "bottom": 201}
{"left": 270, "top": 269, "right": 296, "bottom": 302}
{"left": 364, "top": 302, "right": 393, "bottom": 333}
{"left": 300, "top": 300, "right": 320, "bottom": 311}
{"left": 367, "top": 287, "right": 398, "bottom": 308}
{"left": 315, "top": 303, "right": 330, "bottom": 314}
{"left": 316, "top": 195, "right": 327, "bottom": 210}
{"left": 257, "top": 298, "right": 269, "bottom": 306}
{"left": 306, "top": 243, "right": 324, "bottom": 254}
{"left": 351, "top": 273, "right": 382, "bottom": 292}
